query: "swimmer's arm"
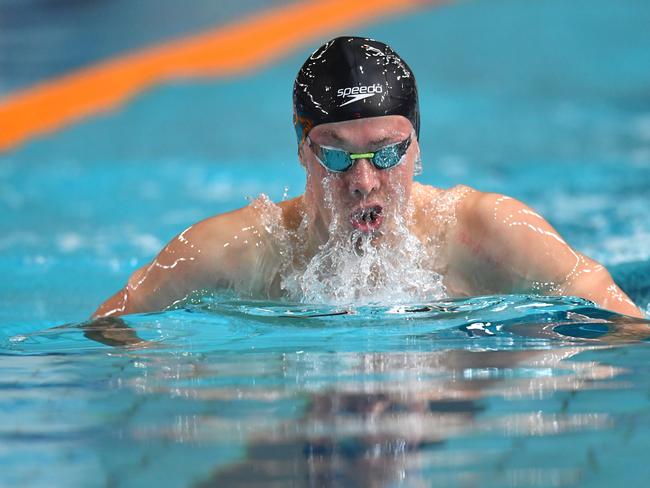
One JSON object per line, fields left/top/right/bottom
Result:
{"left": 92, "top": 231, "right": 218, "bottom": 318}
{"left": 449, "top": 192, "right": 643, "bottom": 318}
{"left": 92, "top": 210, "right": 256, "bottom": 318}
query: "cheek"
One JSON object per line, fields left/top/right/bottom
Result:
{"left": 307, "top": 164, "right": 344, "bottom": 202}
{"left": 385, "top": 165, "right": 413, "bottom": 195}
{"left": 306, "top": 162, "right": 326, "bottom": 193}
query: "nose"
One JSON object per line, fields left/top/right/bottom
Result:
{"left": 348, "top": 158, "right": 380, "bottom": 198}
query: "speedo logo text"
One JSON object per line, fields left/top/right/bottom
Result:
{"left": 337, "top": 84, "right": 383, "bottom": 107}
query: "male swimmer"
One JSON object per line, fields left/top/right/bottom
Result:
{"left": 94, "top": 37, "right": 643, "bottom": 318}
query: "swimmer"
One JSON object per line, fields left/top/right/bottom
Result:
{"left": 93, "top": 36, "right": 643, "bottom": 319}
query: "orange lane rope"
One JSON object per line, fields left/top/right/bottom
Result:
{"left": 0, "top": 0, "right": 440, "bottom": 152}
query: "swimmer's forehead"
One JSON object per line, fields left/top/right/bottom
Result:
{"left": 309, "top": 115, "right": 413, "bottom": 150}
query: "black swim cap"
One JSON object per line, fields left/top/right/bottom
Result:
{"left": 293, "top": 36, "right": 420, "bottom": 145}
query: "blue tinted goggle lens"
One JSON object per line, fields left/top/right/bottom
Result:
{"left": 308, "top": 134, "right": 412, "bottom": 173}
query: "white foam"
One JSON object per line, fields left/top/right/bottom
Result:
{"left": 279, "top": 180, "right": 447, "bottom": 305}
{"left": 282, "top": 228, "right": 446, "bottom": 305}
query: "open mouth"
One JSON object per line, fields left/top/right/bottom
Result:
{"left": 350, "top": 205, "right": 384, "bottom": 233}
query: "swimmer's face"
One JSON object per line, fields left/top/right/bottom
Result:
{"left": 301, "top": 115, "right": 417, "bottom": 236}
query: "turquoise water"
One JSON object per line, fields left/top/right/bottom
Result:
{"left": 2, "top": 0, "right": 650, "bottom": 485}
{"left": 2, "top": 296, "right": 650, "bottom": 486}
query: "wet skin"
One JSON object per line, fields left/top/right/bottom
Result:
{"left": 93, "top": 115, "right": 643, "bottom": 319}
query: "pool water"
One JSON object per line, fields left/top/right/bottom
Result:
{"left": 2, "top": 0, "right": 650, "bottom": 486}
{"left": 3, "top": 296, "right": 650, "bottom": 487}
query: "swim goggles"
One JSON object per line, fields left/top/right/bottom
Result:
{"left": 307, "top": 132, "right": 413, "bottom": 173}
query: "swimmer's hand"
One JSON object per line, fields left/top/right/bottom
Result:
{"left": 82, "top": 316, "right": 156, "bottom": 349}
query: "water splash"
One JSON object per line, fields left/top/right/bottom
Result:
{"left": 282, "top": 228, "right": 445, "bottom": 305}
{"left": 280, "top": 175, "right": 446, "bottom": 305}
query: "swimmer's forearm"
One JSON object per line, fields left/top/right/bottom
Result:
{"left": 93, "top": 266, "right": 216, "bottom": 318}
{"left": 93, "top": 284, "right": 184, "bottom": 318}
{"left": 609, "top": 300, "right": 644, "bottom": 318}
{"left": 563, "top": 268, "right": 644, "bottom": 318}
{"left": 581, "top": 288, "right": 643, "bottom": 318}
{"left": 92, "top": 287, "right": 140, "bottom": 318}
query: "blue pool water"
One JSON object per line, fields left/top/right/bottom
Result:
{"left": 3, "top": 296, "right": 650, "bottom": 487}
{"left": 2, "top": 0, "right": 650, "bottom": 486}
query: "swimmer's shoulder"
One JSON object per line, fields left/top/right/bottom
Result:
{"left": 186, "top": 194, "right": 294, "bottom": 237}
{"left": 411, "top": 182, "right": 477, "bottom": 224}
{"left": 411, "top": 184, "right": 534, "bottom": 246}
{"left": 178, "top": 204, "right": 261, "bottom": 247}
{"left": 452, "top": 189, "right": 537, "bottom": 233}
{"left": 159, "top": 196, "right": 279, "bottom": 262}
{"left": 276, "top": 195, "right": 307, "bottom": 232}
{"left": 412, "top": 182, "right": 476, "bottom": 201}
{"left": 185, "top": 194, "right": 305, "bottom": 251}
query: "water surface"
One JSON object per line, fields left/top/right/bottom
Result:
{"left": 3, "top": 295, "right": 650, "bottom": 486}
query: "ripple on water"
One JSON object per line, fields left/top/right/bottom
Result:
{"left": 2, "top": 293, "right": 650, "bottom": 487}
{"left": 3, "top": 294, "right": 649, "bottom": 356}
